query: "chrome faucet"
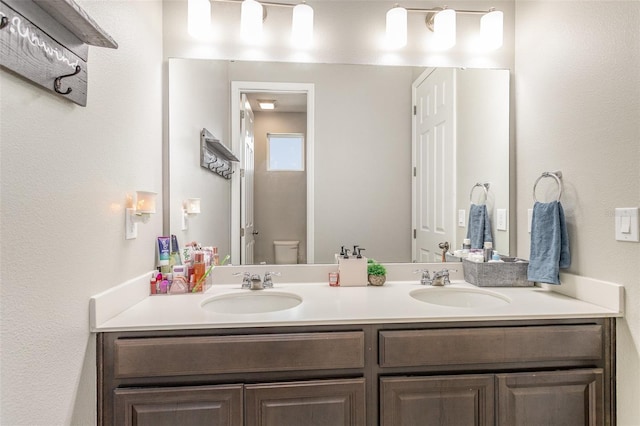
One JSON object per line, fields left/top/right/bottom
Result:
{"left": 431, "top": 268, "right": 458, "bottom": 286}
{"left": 414, "top": 268, "right": 458, "bottom": 286}
{"left": 233, "top": 271, "right": 281, "bottom": 290}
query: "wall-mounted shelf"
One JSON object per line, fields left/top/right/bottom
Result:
{"left": 0, "top": 0, "right": 117, "bottom": 106}
{"left": 200, "top": 128, "right": 239, "bottom": 180}
{"left": 32, "top": 0, "right": 118, "bottom": 49}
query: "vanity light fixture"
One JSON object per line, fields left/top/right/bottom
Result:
{"left": 258, "top": 99, "right": 276, "bottom": 110}
{"left": 187, "top": 0, "right": 212, "bottom": 39}
{"left": 125, "top": 191, "right": 157, "bottom": 240}
{"left": 205, "top": 0, "right": 314, "bottom": 47}
{"left": 385, "top": 5, "right": 503, "bottom": 51}
{"left": 182, "top": 198, "right": 201, "bottom": 231}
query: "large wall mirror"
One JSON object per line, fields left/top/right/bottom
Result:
{"left": 168, "top": 58, "right": 511, "bottom": 265}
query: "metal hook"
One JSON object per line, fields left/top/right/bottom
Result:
{"left": 0, "top": 16, "right": 9, "bottom": 30}
{"left": 54, "top": 65, "right": 81, "bottom": 95}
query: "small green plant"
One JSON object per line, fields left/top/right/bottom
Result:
{"left": 367, "top": 261, "right": 386, "bottom": 276}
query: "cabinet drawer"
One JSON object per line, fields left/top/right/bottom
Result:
{"left": 114, "top": 331, "right": 365, "bottom": 379}
{"left": 379, "top": 325, "right": 602, "bottom": 368}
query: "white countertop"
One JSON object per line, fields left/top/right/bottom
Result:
{"left": 91, "top": 270, "right": 624, "bottom": 332}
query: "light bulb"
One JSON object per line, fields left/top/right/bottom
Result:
{"left": 434, "top": 8, "right": 456, "bottom": 49}
{"left": 187, "top": 0, "right": 211, "bottom": 39}
{"left": 241, "top": 0, "right": 263, "bottom": 42}
{"left": 386, "top": 6, "right": 407, "bottom": 49}
{"left": 481, "top": 10, "right": 503, "bottom": 50}
{"left": 292, "top": 3, "right": 314, "bottom": 48}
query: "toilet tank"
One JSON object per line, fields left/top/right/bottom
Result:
{"left": 274, "top": 240, "right": 299, "bottom": 264}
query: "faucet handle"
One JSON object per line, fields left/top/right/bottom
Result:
{"left": 263, "top": 271, "right": 281, "bottom": 288}
{"left": 413, "top": 269, "right": 432, "bottom": 285}
{"left": 233, "top": 272, "right": 252, "bottom": 288}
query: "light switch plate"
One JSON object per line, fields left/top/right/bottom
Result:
{"left": 496, "top": 209, "right": 507, "bottom": 231}
{"left": 615, "top": 207, "right": 639, "bottom": 242}
{"left": 458, "top": 209, "right": 466, "bottom": 227}
{"left": 527, "top": 209, "right": 533, "bottom": 233}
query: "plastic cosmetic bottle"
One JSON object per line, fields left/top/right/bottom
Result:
{"left": 483, "top": 242, "right": 493, "bottom": 262}
{"left": 193, "top": 252, "right": 205, "bottom": 292}
{"left": 150, "top": 272, "right": 158, "bottom": 295}
{"left": 213, "top": 247, "right": 220, "bottom": 266}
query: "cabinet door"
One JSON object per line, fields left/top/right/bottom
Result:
{"left": 113, "top": 384, "right": 243, "bottom": 426}
{"left": 497, "top": 368, "right": 604, "bottom": 426}
{"left": 380, "top": 375, "right": 494, "bottom": 426}
{"left": 245, "top": 378, "right": 366, "bottom": 426}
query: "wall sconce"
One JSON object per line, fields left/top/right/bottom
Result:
{"left": 125, "top": 191, "right": 157, "bottom": 240}
{"left": 385, "top": 5, "right": 503, "bottom": 51}
{"left": 182, "top": 198, "right": 201, "bottom": 231}
{"left": 190, "top": 0, "right": 314, "bottom": 47}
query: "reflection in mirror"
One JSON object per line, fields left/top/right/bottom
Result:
{"left": 168, "top": 59, "right": 511, "bottom": 265}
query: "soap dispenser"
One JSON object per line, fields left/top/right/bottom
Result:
{"left": 337, "top": 245, "right": 367, "bottom": 286}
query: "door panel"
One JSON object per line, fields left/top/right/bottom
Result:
{"left": 497, "top": 369, "right": 604, "bottom": 426}
{"left": 113, "top": 385, "right": 243, "bottom": 426}
{"left": 413, "top": 68, "right": 456, "bottom": 262}
{"left": 240, "top": 93, "right": 255, "bottom": 264}
{"left": 380, "top": 375, "right": 494, "bottom": 426}
{"left": 245, "top": 378, "right": 366, "bottom": 426}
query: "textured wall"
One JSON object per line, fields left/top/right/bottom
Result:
{"left": 0, "top": 1, "right": 163, "bottom": 424}
{"left": 514, "top": 2, "right": 640, "bottom": 423}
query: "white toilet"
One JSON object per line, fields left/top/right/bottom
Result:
{"left": 274, "top": 240, "right": 299, "bottom": 264}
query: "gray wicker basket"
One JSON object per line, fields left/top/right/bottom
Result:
{"left": 463, "top": 257, "right": 532, "bottom": 287}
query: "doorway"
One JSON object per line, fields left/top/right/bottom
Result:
{"left": 231, "top": 82, "right": 315, "bottom": 265}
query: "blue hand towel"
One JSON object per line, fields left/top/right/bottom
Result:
{"left": 527, "top": 201, "right": 571, "bottom": 285}
{"left": 466, "top": 204, "right": 493, "bottom": 249}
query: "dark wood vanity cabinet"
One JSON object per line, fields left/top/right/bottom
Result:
{"left": 98, "top": 318, "right": 615, "bottom": 426}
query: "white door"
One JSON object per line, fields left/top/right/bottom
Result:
{"left": 412, "top": 68, "right": 456, "bottom": 262}
{"left": 240, "top": 94, "right": 256, "bottom": 264}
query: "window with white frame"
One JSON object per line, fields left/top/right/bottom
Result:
{"left": 267, "top": 133, "right": 305, "bottom": 171}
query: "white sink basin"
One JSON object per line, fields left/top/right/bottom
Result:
{"left": 201, "top": 291, "right": 302, "bottom": 314}
{"left": 410, "top": 287, "right": 511, "bottom": 308}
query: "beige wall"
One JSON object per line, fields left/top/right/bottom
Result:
{"left": 253, "top": 112, "right": 308, "bottom": 264}
{"left": 168, "top": 59, "right": 231, "bottom": 254}
{"left": 515, "top": 2, "right": 640, "bottom": 423}
{"left": 0, "top": 1, "right": 163, "bottom": 424}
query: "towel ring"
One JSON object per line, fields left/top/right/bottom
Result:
{"left": 533, "top": 171, "right": 563, "bottom": 202}
{"left": 469, "top": 183, "right": 489, "bottom": 204}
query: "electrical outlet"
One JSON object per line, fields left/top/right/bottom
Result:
{"left": 458, "top": 209, "right": 466, "bottom": 227}
{"left": 496, "top": 209, "right": 507, "bottom": 231}
{"left": 615, "top": 207, "right": 639, "bottom": 242}
{"left": 527, "top": 209, "right": 533, "bottom": 233}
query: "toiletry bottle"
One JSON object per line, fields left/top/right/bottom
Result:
{"left": 213, "top": 247, "right": 219, "bottom": 266}
{"left": 150, "top": 272, "right": 157, "bottom": 295}
{"left": 193, "top": 252, "right": 205, "bottom": 292}
{"left": 483, "top": 242, "right": 493, "bottom": 262}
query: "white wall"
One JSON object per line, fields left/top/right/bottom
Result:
{"left": 514, "top": 2, "right": 640, "bottom": 423}
{"left": 0, "top": 1, "right": 163, "bottom": 424}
